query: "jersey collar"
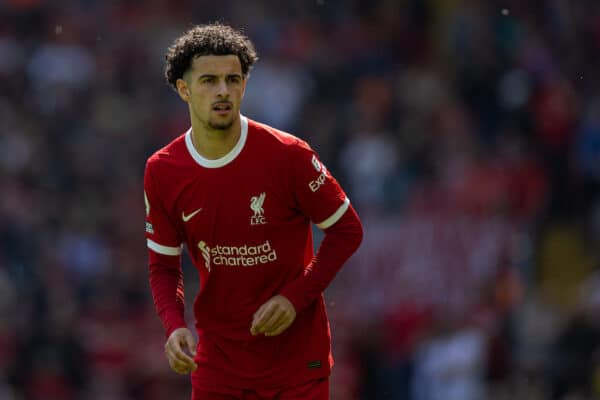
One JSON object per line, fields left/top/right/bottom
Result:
{"left": 185, "top": 115, "right": 248, "bottom": 168}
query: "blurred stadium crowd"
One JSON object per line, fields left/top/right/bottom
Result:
{"left": 1, "top": 0, "right": 600, "bottom": 399}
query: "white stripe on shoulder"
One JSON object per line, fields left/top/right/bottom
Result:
{"left": 316, "top": 197, "right": 350, "bottom": 230}
{"left": 147, "top": 239, "right": 182, "bottom": 256}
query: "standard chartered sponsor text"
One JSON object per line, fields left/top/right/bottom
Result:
{"left": 198, "top": 240, "right": 277, "bottom": 268}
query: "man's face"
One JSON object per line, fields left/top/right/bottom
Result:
{"left": 178, "top": 54, "right": 246, "bottom": 131}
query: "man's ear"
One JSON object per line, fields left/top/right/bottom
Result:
{"left": 176, "top": 78, "right": 191, "bottom": 102}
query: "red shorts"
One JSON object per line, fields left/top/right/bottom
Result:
{"left": 191, "top": 378, "right": 329, "bottom": 400}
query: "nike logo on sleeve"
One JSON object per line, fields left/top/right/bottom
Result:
{"left": 182, "top": 208, "right": 203, "bottom": 222}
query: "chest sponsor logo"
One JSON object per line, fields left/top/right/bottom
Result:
{"left": 197, "top": 240, "right": 277, "bottom": 270}
{"left": 250, "top": 192, "right": 267, "bottom": 225}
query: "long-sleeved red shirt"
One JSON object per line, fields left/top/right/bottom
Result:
{"left": 145, "top": 116, "right": 363, "bottom": 390}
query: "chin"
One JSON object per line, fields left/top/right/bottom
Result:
{"left": 208, "top": 118, "right": 235, "bottom": 130}
{"left": 208, "top": 121, "right": 234, "bottom": 130}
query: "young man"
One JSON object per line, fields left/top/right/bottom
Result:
{"left": 144, "top": 23, "right": 363, "bottom": 400}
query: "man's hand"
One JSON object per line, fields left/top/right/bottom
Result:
{"left": 250, "top": 295, "right": 296, "bottom": 337}
{"left": 164, "top": 327, "right": 198, "bottom": 375}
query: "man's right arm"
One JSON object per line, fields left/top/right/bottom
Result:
{"left": 148, "top": 251, "right": 187, "bottom": 337}
{"left": 148, "top": 251, "right": 197, "bottom": 374}
{"left": 144, "top": 161, "right": 196, "bottom": 374}
{"left": 145, "top": 162, "right": 187, "bottom": 336}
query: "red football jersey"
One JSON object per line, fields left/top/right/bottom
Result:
{"left": 144, "top": 116, "right": 351, "bottom": 390}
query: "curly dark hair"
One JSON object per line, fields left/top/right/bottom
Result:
{"left": 164, "top": 23, "right": 258, "bottom": 90}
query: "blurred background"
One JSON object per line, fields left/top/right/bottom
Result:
{"left": 1, "top": 0, "right": 600, "bottom": 399}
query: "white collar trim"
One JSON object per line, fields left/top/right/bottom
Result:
{"left": 185, "top": 115, "right": 248, "bottom": 168}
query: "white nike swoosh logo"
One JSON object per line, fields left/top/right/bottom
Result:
{"left": 182, "top": 208, "right": 202, "bottom": 222}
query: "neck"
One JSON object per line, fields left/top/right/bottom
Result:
{"left": 190, "top": 114, "right": 242, "bottom": 160}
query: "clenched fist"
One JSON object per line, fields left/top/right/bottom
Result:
{"left": 250, "top": 295, "right": 296, "bottom": 337}
{"left": 164, "top": 327, "right": 198, "bottom": 374}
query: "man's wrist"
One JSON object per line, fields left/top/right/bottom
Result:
{"left": 165, "top": 318, "right": 188, "bottom": 338}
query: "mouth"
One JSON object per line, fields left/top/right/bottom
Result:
{"left": 212, "top": 102, "right": 233, "bottom": 114}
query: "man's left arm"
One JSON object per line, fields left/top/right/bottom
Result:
{"left": 280, "top": 204, "right": 363, "bottom": 312}
{"left": 251, "top": 205, "right": 363, "bottom": 336}
{"left": 250, "top": 143, "right": 363, "bottom": 336}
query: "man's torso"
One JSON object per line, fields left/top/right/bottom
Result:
{"left": 145, "top": 117, "right": 337, "bottom": 388}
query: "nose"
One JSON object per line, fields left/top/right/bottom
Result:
{"left": 216, "top": 79, "right": 229, "bottom": 98}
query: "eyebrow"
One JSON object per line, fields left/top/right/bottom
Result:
{"left": 198, "top": 73, "right": 242, "bottom": 79}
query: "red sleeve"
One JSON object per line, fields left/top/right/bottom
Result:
{"left": 144, "top": 160, "right": 186, "bottom": 337}
{"left": 289, "top": 141, "right": 348, "bottom": 228}
{"left": 280, "top": 199, "right": 363, "bottom": 314}
{"left": 144, "top": 161, "right": 183, "bottom": 255}
{"left": 148, "top": 251, "right": 187, "bottom": 338}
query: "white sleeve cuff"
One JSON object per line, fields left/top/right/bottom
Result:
{"left": 316, "top": 197, "right": 350, "bottom": 229}
{"left": 147, "top": 239, "right": 182, "bottom": 256}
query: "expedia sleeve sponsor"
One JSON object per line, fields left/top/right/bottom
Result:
{"left": 197, "top": 240, "right": 278, "bottom": 270}
{"left": 309, "top": 170, "right": 328, "bottom": 192}
{"left": 308, "top": 155, "right": 328, "bottom": 193}
{"left": 291, "top": 145, "right": 348, "bottom": 227}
